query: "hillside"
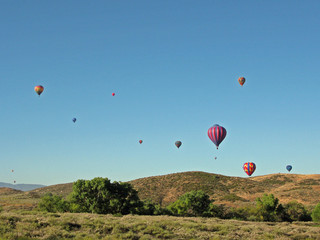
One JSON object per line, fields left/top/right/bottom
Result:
{"left": 1, "top": 171, "right": 320, "bottom": 211}
{"left": 129, "top": 171, "right": 320, "bottom": 206}
{"left": 0, "top": 182, "right": 46, "bottom": 191}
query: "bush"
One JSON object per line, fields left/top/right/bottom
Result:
{"left": 255, "top": 194, "right": 283, "bottom": 222}
{"left": 282, "top": 201, "right": 311, "bottom": 222}
{"left": 311, "top": 202, "right": 320, "bottom": 222}
{"left": 167, "top": 190, "right": 212, "bottom": 217}
{"left": 38, "top": 193, "right": 69, "bottom": 213}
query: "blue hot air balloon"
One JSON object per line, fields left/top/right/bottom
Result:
{"left": 72, "top": 118, "right": 77, "bottom": 123}
{"left": 286, "top": 165, "right": 292, "bottom": 172}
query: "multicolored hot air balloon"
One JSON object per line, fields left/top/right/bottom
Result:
{"left": 286, "top": 165, "right": 292, "bottom": 172}
{"left": 175, "top": 141, "right": 182, "bottom": 148}
{"left": 139, "top": 140, "right": 143, "bottom": 144}
{"left": 72, "top": 118, "right": 77, "bottom": 123}
{"left": 112, "top": 93, "right": 115, "bottom": 96}
{"left": 238, "top": 77, "right": 246, "bottom": 86}
{"left": 208, "top": 124, "right": 227, "bottom": 149}
{"left": 243, "top": 162, "right": 256, "bottom": 176}
{"left": 34, "top": 85, "right": 44, "bottom": 96}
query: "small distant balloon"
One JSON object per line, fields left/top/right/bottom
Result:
{"left": 238, "top": 77, "right": 246, "bottom": 86}
{"left": 72, "top": 118, "right": 77, "bottom": 123}
{"left": 208, "top": 124, "right": 227, "bottom": 149}
{"left": 139, "top": 140, "right": 143, "bottom": 144}
{"left": 214, "top": 157, "right": 217, "bottom": 160}
{"left": 286, "top": 165, "right": 292, "bottom": 172}
{"left": 34, "top": 85, "right": 44, "bottom": 96}
{"left": 243, "top": 162, "right": 256, "bottom": 176}
{"left": 175, "top": 141, "right": 182, "bottom": 148}
{"left": 112, "top": 93, "right": 115, "bottom": 96}
{"left": 11, "top": 170, "right": 14, "bottom": 173}
{"left": 13, "top": 180, "right": 16, "bottom": 184}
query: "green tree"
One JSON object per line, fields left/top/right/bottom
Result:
{"left": 38, "top": 193, "right": 69, "bottom": 213}
{"left": 69, "top": 177, "right": 141, "bottom": 214}
{"left": 311, "top": 203, "right": 320, "bottom": 222}
{"left": 167, "top": 190, "right": 212, "bottom": 217}
{"left": 255, "top": 194, "right": 283, "bottom": 221}
{"left": 282, "top": 201, "right": 311, "bottom": 222}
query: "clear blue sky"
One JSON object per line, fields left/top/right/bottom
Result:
{"left": 1, "top": 0, "right": 320, "bottom": 185}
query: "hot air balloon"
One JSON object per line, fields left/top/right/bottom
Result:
{"left": 11, "top": 170, "right": 14, "bottom": 173}
{"left": 112, "top": 93, "right": 115, "bottom": 96}
{"left": 72, "top": 118, "right": 77, "bottom": 123}
{"left": 175, "top": 141, "right": 182, "bottom": 148}
{"left": 13, "top": 180, "right": 16, "bottom": 184}
{"left": 214, "top": 157, "right": 217, "bottom": 160}
{"left": 34, "top": 85, "right": 44, "bottom": 96}
{"left": 208, "top": 124, "right": 227, "bottom": 149}
{"left": 238, "top": 77, "right": 246, "bottom": 86}
{"left": 139, "top": 140, "right": 143, "bottom": 144}
{"left": 286, "top": 165, "right": 292, "bottom": 172}
{"left": 243, "top": 162, "right": 256, "bottom": 176}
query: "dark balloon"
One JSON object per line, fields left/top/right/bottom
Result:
{"left": 208, "top": 124, "right": 227, "bottom": 149}
{"left": 286, "top": 165, "right": 292, "bottom": 172}
{"left": 243, "top": 162, "right": 256, "bottom": 176}
{"left": 175, "top": 141, "right": 182, "bottom": 148}
{"left": 214, "top": 157, "right": 217, "bottom": 160}
{"left": 72, "top": 118, "right": 77, "bottom": 123}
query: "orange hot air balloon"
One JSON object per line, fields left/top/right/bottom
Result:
{"left": 35, "top": 85, "right": 44, "bottom": 96}
{"left": 238, "top": 77, "right": 245, "bottom": 86}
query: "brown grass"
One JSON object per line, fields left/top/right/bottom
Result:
{"left": 0, "top": 211, "right": 320, "bottom": 239}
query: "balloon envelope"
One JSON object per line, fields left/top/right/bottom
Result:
{"left": 243, "top": 162, "right": 256, "bottom": 176}
{"left": 238, "top": 77, "right": 246, "bottom": 86}
{"left": 175, "top": 141, "right": 182, "bottom": 148}
{"left": 112, "top": 93, "right": 115, "bottom": 96}
{"left": 139, "top": 140, "right": 143, "bottom": 144}
{"left": 208, "top": 124, "right": 227, "bottom": 149}
{"left": 34, "top": 85, "right": 44, "bottom": 96}
{"left": 72, "top": 118, "right": 77, "bottom": 123}
{"left": 286, "top": 165, "right": 292, "bottom": 172}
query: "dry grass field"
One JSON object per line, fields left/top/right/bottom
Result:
{"left": 0, "top": 211, "right": 320, "bottom": 240}
{"left": 1, "top": 171, "right": 320, "bottom": 239}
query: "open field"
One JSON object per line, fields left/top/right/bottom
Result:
{"left": 1, "top": 171, "right": 320, "bottom": 239}
{"left": 0, "top": 211, "right": 320, "bottom": 240}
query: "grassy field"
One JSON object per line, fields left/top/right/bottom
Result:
{"left": 1, "top": 171, "right": 320, "bottom": 239}
{"left": 1, "top": 211, "right": 320, "bottom": 240}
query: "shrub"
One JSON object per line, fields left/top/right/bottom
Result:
{"left": 167, "top": 190, "right": 212, "bottom": 217}
{"left": 38, "top": 193, "right": 69, "bottom": 213}
{"left": 282, "top": 201, "right": 311, "bottom": 222}
{"left": 311, "top": 202, "right": 320, "bottom": 222}
{"left": 255, "top": 194, "right": 283, "bottom": 222}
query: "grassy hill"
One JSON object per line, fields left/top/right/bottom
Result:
{"left": 1, "top": 171, "right": 320, "bottom": 211}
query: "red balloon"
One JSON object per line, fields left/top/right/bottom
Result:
{"left": 139, "top": 140, "right": 143, "bottom": 144}
{"left": 112, "top": 93, "right": 115, "bottom": 96}
{"left": 243, "top": 162, "right": 256, "bottom": 176}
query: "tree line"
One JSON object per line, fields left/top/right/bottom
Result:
{"left": 38, "top": 177, "right": 320, "bottom": 222}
